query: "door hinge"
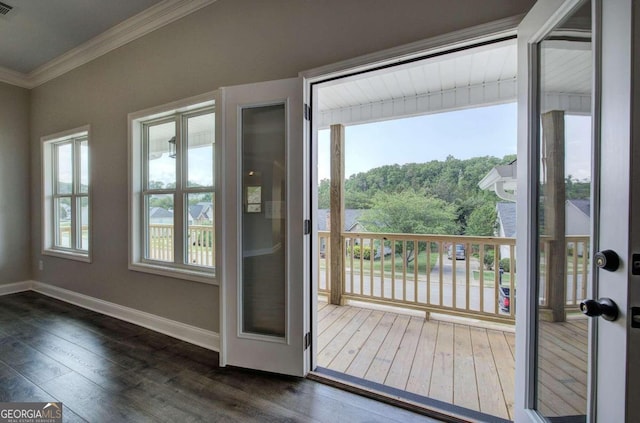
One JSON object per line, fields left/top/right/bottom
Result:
{"left": 304, "top": 219, "right": 311, "bottom": 235}
{"left": 304, "top": 104, "right": 311, "bottom": 121}
{"left": 304, "top": 332, "right": 311, "bottom": 350}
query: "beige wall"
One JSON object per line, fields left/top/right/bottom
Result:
{"left": 29, "top": 0, "right": 536, "bottom": 332}
{"left": 0, "top": 82, "right": 30, "bottom": 284}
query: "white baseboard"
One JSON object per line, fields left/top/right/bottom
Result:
{"left": 0, "top": 280, "right": 33, "bottom": 296}
{"left": 0, "top": 280, "right": 219, "bottom": 352}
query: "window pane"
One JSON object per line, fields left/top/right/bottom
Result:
{"left": 146, "top": 194, "right": 174, "bottom": 262}
{"left": 78, "top": 196, "right": 89, "bottom": 251}
{"left": 187, "top": 112, "right": 215, "bottom": 188}
{"left": 56, "top": 143, "right": 73, "bottom": 194}
{"left": 147, "top": 121, "right": 176, "bottom": 189}
{"left": 55, "top": 197, "right": 72, "bottom": 248}
{"left": 241, "top": 104, "right": 286, "bottom": 338}
{"left": 79, "top": 139, "right": 89, "bottom": 194}
{"left": 186, "top": 192, "right": 214, "bottom": 268}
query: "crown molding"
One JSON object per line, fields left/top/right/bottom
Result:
{"left": 0, "top": 65, "right": 31, "bottom": 88}
{"left": 0, "top": 0, "right": 218, "bottom": 89}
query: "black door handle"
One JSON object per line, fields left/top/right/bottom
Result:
{"left": 594, "top": 250, "right": 620, "bottom": 272}
{"left": 580, "top": 298, "right": 619, "bottom": 321}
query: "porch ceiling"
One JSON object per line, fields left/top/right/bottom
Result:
{"left": 317, "top": 38, "right": 592, "bottom": 128}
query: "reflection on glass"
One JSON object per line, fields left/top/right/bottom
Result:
{"left": 186, "top": 192, "right": 214, "bottom": 268}
{"left": 187, "top": 112, "right": 215, "bottom": 188}
{"left": 241, "top": 104, "right": 286, "bottom": 338}
{"left": 146, "top": 194, "right": 174, "bottom": 262}
{"left": 147, "top": 121, "right": 176, "bottom": 189}
{"left": 55, "top": 197, "right": 72, "bottom": 248}
{"left": 56, "top": 143, "right": 73, "bottom": 194}
{"left": 79, "top": 197, "right": 89, "bottom": 251}
{"left": 536, "top": 1, "right": 591, "bottom": 420}
{"left": 80, "top": 139, "right": 89, "bottom": 194}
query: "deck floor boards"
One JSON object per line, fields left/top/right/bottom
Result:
{"left": 317, "top": 300, "right": 588, "bottom": 421}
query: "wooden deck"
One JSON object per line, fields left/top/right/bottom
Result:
{"left": 317, "top": 300, "right": 588, "bottom": 421}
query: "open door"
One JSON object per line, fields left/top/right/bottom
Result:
{"left": 218, "top": 77, "right": 309, "bottom": 376}
{"left": 516, "top": 0, "right": 636, "bottom": 421}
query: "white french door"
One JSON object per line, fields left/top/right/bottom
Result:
{"left": 515, "top": 0, "right": 634, "bottom": 421}
{"left": 218, "top": 77, "right": 309, "bottom": 376}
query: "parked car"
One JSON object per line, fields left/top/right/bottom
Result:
{"left": 498, "top": 285, "right": 511, "bottom": 312}
{"left": 498, "top": 268, "right": 512, "bottom": 312}
{"left": 447, "top": 244, "right": 466, "bottom": 260}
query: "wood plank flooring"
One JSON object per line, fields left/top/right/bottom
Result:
{"left": 0, "top": 292, "right": 437, "bottom": 423}
{"left": 317, "top": 301, "right": 588, "bottom": 421}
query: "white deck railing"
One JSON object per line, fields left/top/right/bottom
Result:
{"left": 148, "top": 224, "right": 214, "bottom": 266}
{"left": 318, "top": 231, "right": 590, "bottom": 324}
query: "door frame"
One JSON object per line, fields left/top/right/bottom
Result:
{"left": 301, "top": 16, "right": 522, "bottom": 373}
{"left": 514, "top": 1, "right": 597, "bottom": 421}
{"left": 515, "top": 0, "right": 638, "bottom": 421}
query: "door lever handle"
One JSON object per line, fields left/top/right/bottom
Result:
{"left": 580, "top": 298, "right": 619, "bottom": 321}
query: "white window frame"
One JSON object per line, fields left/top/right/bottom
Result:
{"left": 128, "top": 91, "right": 217, "bottom": 284}
{"left": 42, "top": 125, "right": 91, "bottom": 262}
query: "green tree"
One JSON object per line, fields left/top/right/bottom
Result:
{"left": 360, "top": 191, "right": 458, "bottom": 264}
{"left": 465, "top": 203, "right": 498, "bottom": 236}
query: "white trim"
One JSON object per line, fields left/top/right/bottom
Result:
{"left": 317, "top": 79, "right": 517, "bottom": 129}
{"left": 0, "top": 0, "right": 218, "bottom": 89}
{"left": 0, "top": 281, "right": 220, "bottom": 352}
{"left": 301, "top": 15, "right": 523, "bottom": 83}
{"left": 41, "top": 125, "right": 92, "bottom": 262}
{"left": 128, "top": 91, "right": 217, "bottom": 285}
{"left": 0, "top": 66, "right": 31, "bottom": 89}
{"left": 0, "top": 281, "right": 32, "bottom": 296}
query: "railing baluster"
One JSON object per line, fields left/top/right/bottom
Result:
{"left": 414, "top": 240, "right": 418, "bottom": 304}
{"left": 314, "top": 231, "right": 585, "bottom": 324}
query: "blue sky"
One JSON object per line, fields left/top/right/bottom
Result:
{"left": 317, "top": 102, "right": 592, "bottom": 182}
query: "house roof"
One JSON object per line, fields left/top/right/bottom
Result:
{"left": 149, "top": 207, "right": 173, "bottom": 219}
{"left": 567, "top": 199, "right": 590, "bottom": 217}
{"left": 497, "top": 199, "right": 590, "bottom": 238}
{"left": 496, "top": 202, "right": 517, "bottom": 237}
{"left": 317, "top": 209, "right": 365, "bottom": 232}
{"left": 189, "top": 203, "right": 212, "bottom": 220}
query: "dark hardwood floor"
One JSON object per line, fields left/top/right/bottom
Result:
{"left": 0, "top": 291, "right": 439, "bottom": 422}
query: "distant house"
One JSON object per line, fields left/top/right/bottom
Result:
{"left": 189, "top": 202, "right": 214, "bottom": 225}
{"left": 496, "top": 199, "right": 590, "bottom": 258}
{"left": 149, "top": 207, "right": 173, "bottom": 225}
{"left": 496, "top": 202, "right": 516, "bottom": 259}
{"left": 317, "top": 209, "right": 366, "bottom": 232}
{"left": 318, "top": 209, "right": 365, "bottom": 258}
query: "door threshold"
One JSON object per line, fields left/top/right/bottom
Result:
{"left": 308, "top": 367, "right": 511, "bottom": 423}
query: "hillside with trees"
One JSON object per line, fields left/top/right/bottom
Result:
{"left": 319, "top": 154, "right": 591, "bottom": 237}
{"left": 319, "top": 155, "right": 515, "bottom": 236}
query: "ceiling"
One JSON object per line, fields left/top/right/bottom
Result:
{"left": 0, "top": 0, "right": 216, "bottom": 88}
{"left": 317, "top": 38, "right": 592, "bottom": 128}
{"left": 0, "top": 0, "right": 163, "bottom": 74}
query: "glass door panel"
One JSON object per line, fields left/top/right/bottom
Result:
{"left": 535, "top": 2, "right": 592, "bottom": 420}
{"left": 241, "top": 104, "right": 287, "bottom": 338}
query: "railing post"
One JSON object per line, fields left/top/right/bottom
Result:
{"left": 541, "top": 111, "right": 566, "bottom": 322}
{"left": 329, "top": 124, "right": 345, "bottom": 305}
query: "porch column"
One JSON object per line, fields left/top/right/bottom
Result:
{"left": 329, "top": 124, "right": 345, "bottom": 305}
{"left": 541, "top": 110, "right": 566, "bottom": 322}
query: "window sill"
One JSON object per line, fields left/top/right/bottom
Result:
{"left": 129, "top": 262, "right": 217, "bottom": 285}
{"left": 43, "top": 249, "right": 91, "bottom": 263}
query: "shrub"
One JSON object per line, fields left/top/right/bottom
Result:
{"left": 499, "top": 258, "right": 514, "bottom": 272}
{"left": 348, "top": 245, "right": 374, "bottom": 260}
{"left": 484, "top": 250, "right": 495, "bottom": 270}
